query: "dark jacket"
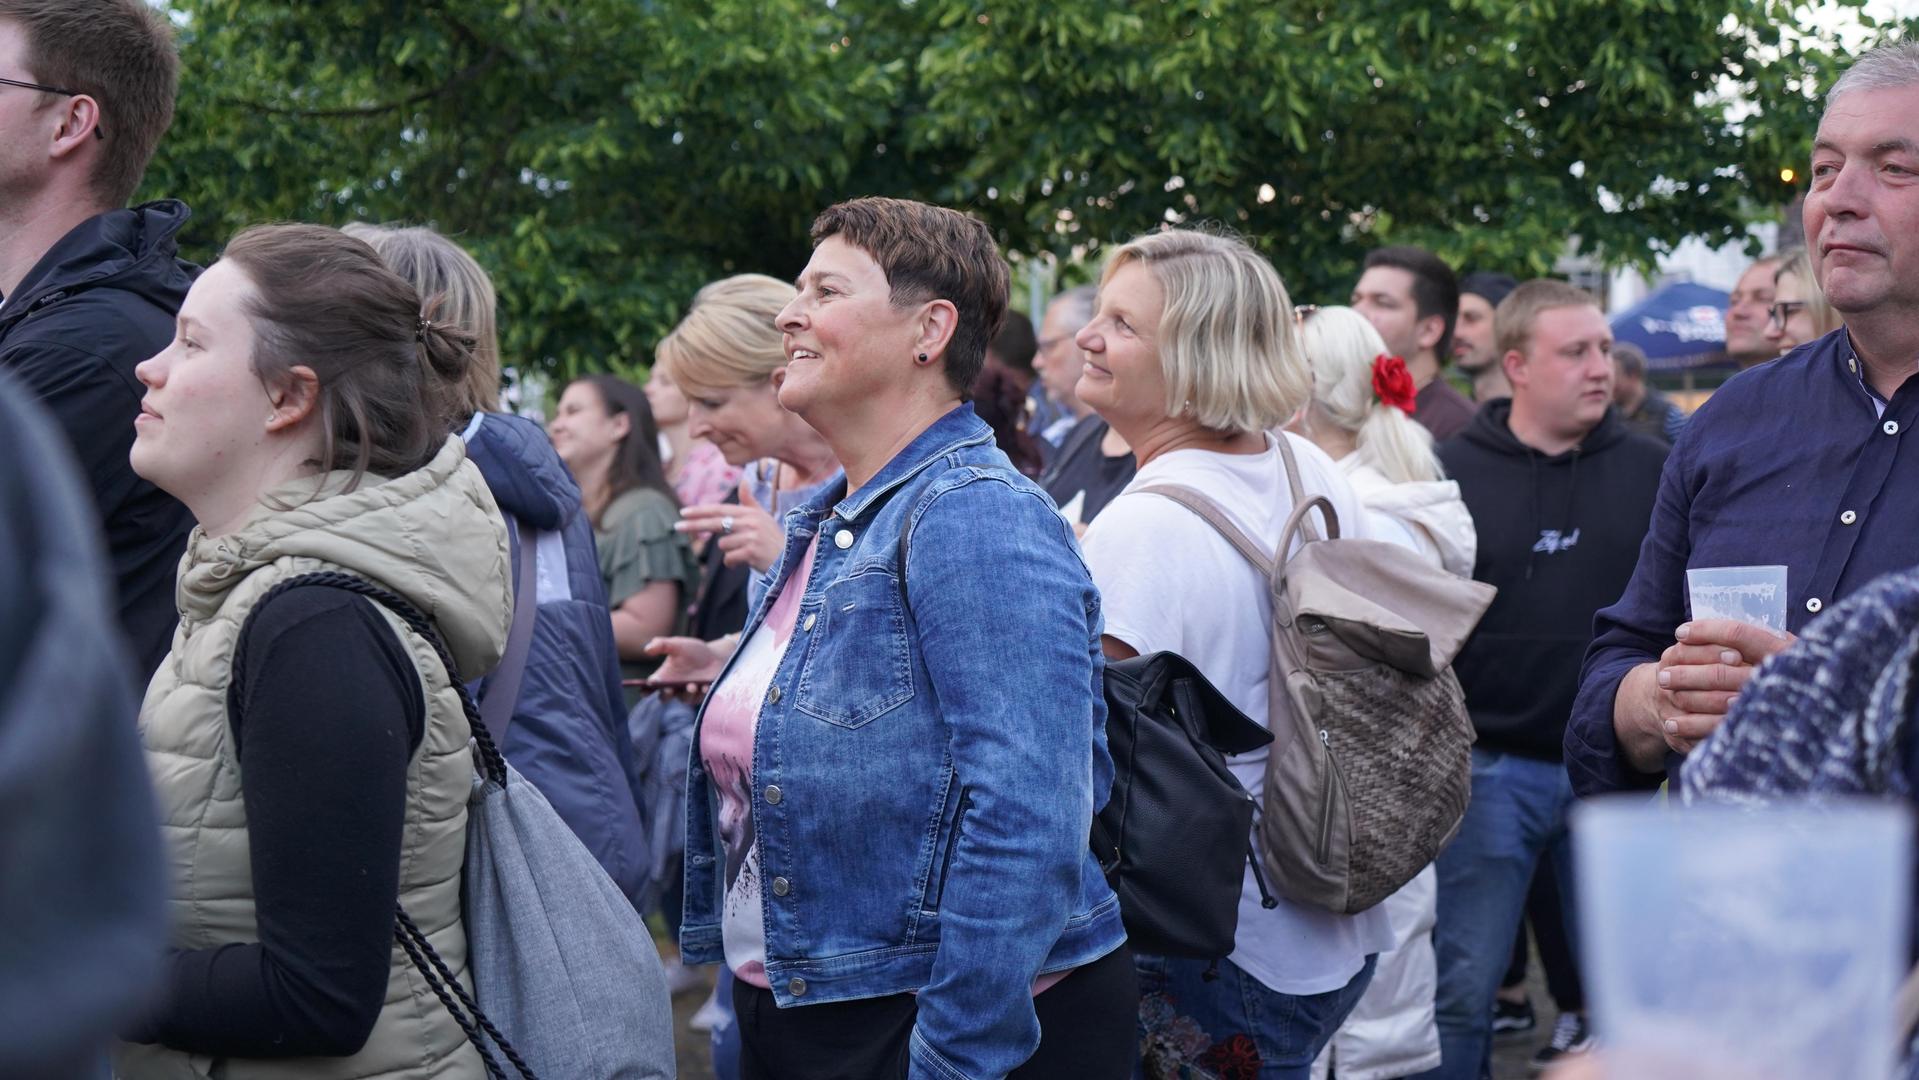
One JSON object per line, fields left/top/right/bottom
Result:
{"left": 463, "top": 412, "right": 653, "bottom": 907}
{"left": 0, "top": 371, "right": 167, "bottom": 1077}
{"left": 0, "top": 201, "right": 198, "bottom": 680}
{"left": 1438, "top": 401, "right": 1668, "bottom": 760}
{"left": 1621, "top": 388, "right": 1687, "bottom": 446}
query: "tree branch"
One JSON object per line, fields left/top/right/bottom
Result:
{"left": 216, "top": 42, "right": 503, "bottom": 119}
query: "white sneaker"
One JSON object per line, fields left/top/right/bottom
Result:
{"left": 663, "top": 958, "right": 707, "bottom": 997}
{"left": 1529, "top": 1012, "right": 1595, "bottom": 1073}
{"left": 688, "top": 985, "right": 727, "bottom": 1033}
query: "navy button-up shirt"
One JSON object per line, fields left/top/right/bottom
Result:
{"left": 1567, "top": 329, "right": 1919, "bottom": 796}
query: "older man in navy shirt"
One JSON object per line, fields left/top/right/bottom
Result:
{"left": 1569, "top": 42, "right": 1919, "bottom": 796}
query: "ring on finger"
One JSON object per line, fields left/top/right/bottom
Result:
{"left": 720, "top": 515, "right": 735, "bottom": 535}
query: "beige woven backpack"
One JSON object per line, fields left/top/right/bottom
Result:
{"left": 1140, "top": 436, "right": 1495, "bottom": 914}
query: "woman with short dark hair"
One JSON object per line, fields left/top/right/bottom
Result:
{"left": 680, "top": 197, "right": 1132, "bottom": 1079}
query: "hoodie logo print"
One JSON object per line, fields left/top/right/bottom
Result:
{"left": 1533, "top": 528, "right": 1581, "bottom": 554}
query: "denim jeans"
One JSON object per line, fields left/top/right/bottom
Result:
{"left": 1414, "top": 748, "right": 1580, "bottom": 1080}
{"left": 1136, "top": 952, "right": 1377, "bottom": 1080}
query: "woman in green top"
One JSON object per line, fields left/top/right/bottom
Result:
{"left": 549, "top": 374, "right": 700, "bottom": 694}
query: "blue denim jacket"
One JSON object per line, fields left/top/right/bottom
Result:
{"left": 681, "top": 404, "right": 1125, "bottom": 1080}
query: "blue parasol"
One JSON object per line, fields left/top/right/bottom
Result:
{"left": 1609, "top": 282, "right": 1731, "bottom": 370}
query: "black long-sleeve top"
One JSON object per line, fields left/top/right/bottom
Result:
{"left": 126, "top": 585, "right": 426, "bottom": 1057}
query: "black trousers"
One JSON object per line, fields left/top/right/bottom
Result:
{"left": 734, "top": 943, "right": 1138, "bottom": 1080}
{"left": 1499, "top": 852, "right": 1585, "bottom": 1012}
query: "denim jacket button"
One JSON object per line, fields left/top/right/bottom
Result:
{"left": 788, "top": 977, "right": 807, "bottom": 997}
{"left": 802, "top": 613, "right": 817, "bottom": 632}
{"left": 834, "top": 529, "right": 854, "bottom": 549}
{"left": 772, "top": 876, "right": 791, "bottom": 896}
{"left": 767, "top": 685, "right": 782, "bottom": 705}
{"left": 764, "top": 784, "right": 783, "bottom": 805}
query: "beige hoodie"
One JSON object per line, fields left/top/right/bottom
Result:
{"left": 1338, "top": 457, "right": 1478, "bottom": 579}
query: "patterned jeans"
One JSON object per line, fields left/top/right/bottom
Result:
{"left": 1136, "top": 952, "right": 1378, "bottom": 1080}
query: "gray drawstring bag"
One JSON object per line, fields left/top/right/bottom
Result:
{"left": 283, "top": 570, "right": 675, "bottom": 1080}
{"left": 462, "top": 759, "right": 676, "bottom": 1079}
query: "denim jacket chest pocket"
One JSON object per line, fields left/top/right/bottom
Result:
{"left": 793, "top": 564, "right": 915, "bottom": 729}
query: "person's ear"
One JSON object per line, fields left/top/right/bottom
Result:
{"left": 1501, "top": 349, "right": 1528, "bottom": 389}
{"left": 265, "top": 366, "right": 321, "bottom": 432}
{"left": 1415, "top": 313, "right": 1446, "bottom": 356}
{"left": 912, "top": 299, "right": 960, "bottom": 370}
{"left": 607, "top": 408, "right": 632, "bottom": 442}
{"left": 48, "top": 94, "right": 102, "bottom": 161}
{"left": 768, "top": 366, "right": 788, "bottom": 393}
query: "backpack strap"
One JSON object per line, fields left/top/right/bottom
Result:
{"left": 243, "top": 571, "right": 535, "bottom": 1079}
{"left": 1134, "top": 439, "right": 1341, "bottom": 583}
{"left": 1135, "top": 483, "right": 1278, "bottom": 578}
{"left": 477, "top": 514, "right": 539, "bottom": 746}
{"left": 1272, "top": 431, "right": 1319, "bottom": 541}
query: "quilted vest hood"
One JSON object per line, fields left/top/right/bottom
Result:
{"left": 177, "top": 436, "right": 511, "bottom": 676}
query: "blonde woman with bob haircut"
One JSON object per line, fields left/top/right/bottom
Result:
{"left": 1291, "top": 305, "right": 1476, "bottom": 578}
{"left": 1078, "top": 228, "right": 1394, "bottom": 1078}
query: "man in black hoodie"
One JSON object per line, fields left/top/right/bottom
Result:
{"left": 1416, "top": 281, "right": 1667, "bottom": 1079}
{"left": 0, "top": 1, "right": 195, "bottom": 679}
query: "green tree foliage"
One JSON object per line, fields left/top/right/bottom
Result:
{"left": 146, "top": 0, "right": 1889, "bottom": 381}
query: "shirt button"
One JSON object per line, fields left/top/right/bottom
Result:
{"left": 802, "top": 613, "right": 817, "bottom": 632}
{"left": 1807, "top": 597, "right": 1824, "bottom": 614}
{"left": 788, "top": 977, "right": 807, "bottom": 997}
{"left": 834, "top": 529, "right": 854, "bottom": 549}
{"left": 764, "top": 784, "right": 782, "bottom": 805}
{"left": 767, "top": 685, "right": 782, "bottom": 705}
{"left": 1884, "top": 420, "right": 1901, "bottom": 436}
{"left": 772, "top": 876, "right": 790, "bottom": 896}
{"left": 1841, "top": 510, "right": 1858, "bottom": 525}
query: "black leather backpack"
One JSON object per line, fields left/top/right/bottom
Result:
{"left": 894, "top": 503, "right": 1275, "bottom": 959}
{"left": 1093, "top": 651, "right": 1275, "bottom": 958}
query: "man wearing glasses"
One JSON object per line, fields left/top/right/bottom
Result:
{"left": 1026, "top": 284, "right": 1098, "bottom": 446}
{"left": 1568, "top": 42, "right": 1919, "bottom": 798}
{"left": 0, "top": 0, "right": 194, "bottom": 681}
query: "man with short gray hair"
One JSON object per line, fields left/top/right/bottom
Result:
{"left": 1569, "top": 42, "right": 1919, "bottom": 797}
{"left": 1026, "top": 284, "right": 1098, "bottom": 445}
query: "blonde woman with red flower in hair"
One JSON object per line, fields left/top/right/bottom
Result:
{"left": 1287, "top": 305, "right": 1476, "bottom": 1080}
{"left": 1288, "top": 305, "right": 1476, "bottom": 578}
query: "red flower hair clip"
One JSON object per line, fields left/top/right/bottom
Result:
{"left": 1371, "top": 353, "right": 1417, "bottom": 415}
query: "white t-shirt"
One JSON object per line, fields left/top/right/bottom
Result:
{"left": 1081, "top": 432, "right": 1396, "bottom": 996}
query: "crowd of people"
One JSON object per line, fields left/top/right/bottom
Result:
{"left": 5, "top": 3, "right": 1919, "bottom": 1080}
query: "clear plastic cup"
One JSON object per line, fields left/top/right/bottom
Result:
{"left": 1575, "top": 798, "right": 1913, "bottom": 1080}
{"left": 1687, "top": 564, "right": 1790, "bottom": 632}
